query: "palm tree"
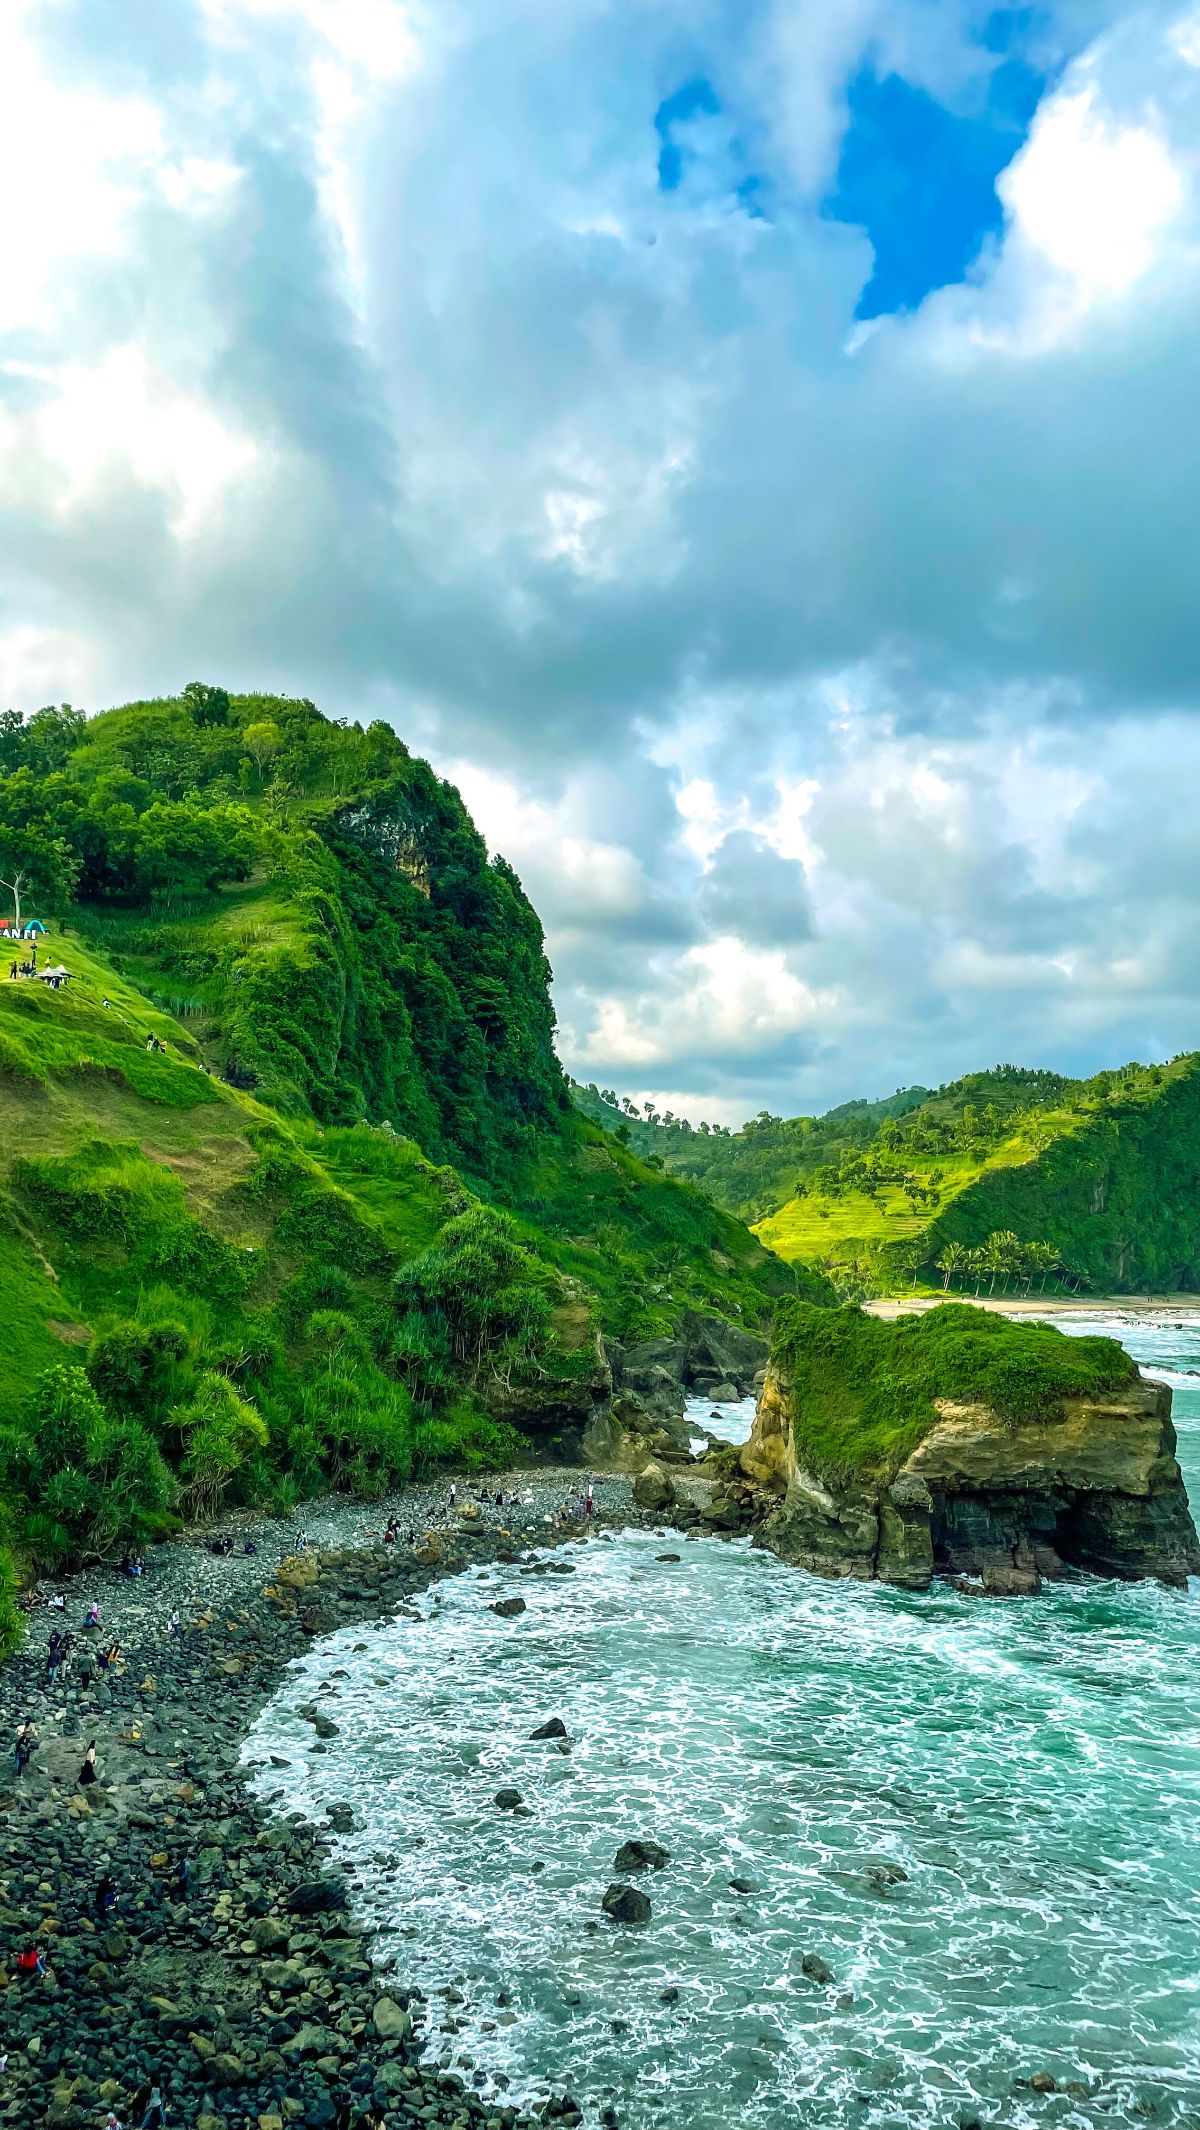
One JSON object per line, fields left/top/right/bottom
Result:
{"left": 936, "top": 1240, "right": 966, "bottom": 1291}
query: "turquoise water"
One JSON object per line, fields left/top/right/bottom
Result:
{"left": 247, "top": 1314, "right": 1200, "bottom": 2130}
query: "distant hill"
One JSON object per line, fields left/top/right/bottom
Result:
{"left": 573, "top": 1060, "right": 1200, "bottom": 1298}
{"left": 0, "top": 689, "right": 791, "bottom": 1584}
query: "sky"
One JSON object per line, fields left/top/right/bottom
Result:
{"left": 2, "top": 0, "right": 1200, "bottom": 1125}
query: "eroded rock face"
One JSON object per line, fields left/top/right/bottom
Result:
{"left": 742, "top": 1365, "right": 1200, "bottom": 1591}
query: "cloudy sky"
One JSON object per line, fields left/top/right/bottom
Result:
{"left": 3, "top": 0, "right": 1200, "bottom": 1123}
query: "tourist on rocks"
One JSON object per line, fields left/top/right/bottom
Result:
{"left": 586, "top": 1480, "right": 594, "bottom": 1519}
{"left": 104, "top": 2111, "right": 123, "bottom": 2130}
{"left": 15, "top": 1946, "right": 44, "bottom": 1979}
{"left": 165, "top": 1609, "right": 180, "bottom": 1638}
{"left": 49, "top": 1591, "right": 64, "bottom": 1612}
{"left": 94, "top": 1873, "right": 118, "bottom": 1919}
{"left": 78, "top": 1741, "right": 99, "bottom": 1787}
{"left": 14, "top": 1723, "right": 36, "bottom": 1775}
{"left": 84, "top": 1599, "right": 100, "bottom": 1631}
{"left": 46, "top": 1631, "right": 62, "bottom": 1683}
{"left": 139, "top": 2081, "right": 166, "bottom": 2130}
{"left": 449, "top": 1481, "right": 457, "bottom": 1509}
{"left": 173, "top": 1854, "right": 191, "bottom": 1900}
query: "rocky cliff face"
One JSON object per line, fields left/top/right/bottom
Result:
{"left": 741, "top": 1362, "right": 1200, "bottom": 1592}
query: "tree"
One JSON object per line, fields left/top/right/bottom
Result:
{"left": 182, "top": 681, "right": 230, "bottom": 727}
{"left": 936, "top": 1240, "right": 966, "bottom": 1290}
{"left": 0, "top": 816, "right": 80, "bottom": 927}
{"left": 242, "top": 720, "right": 281, "bottom": 783}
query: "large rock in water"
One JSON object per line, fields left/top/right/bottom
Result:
{"left": 742, "top": 1313, "right": 1200, "bottom": 1592}
{"left": 632, "top": 1461, "right": 678, "bottom": 1511}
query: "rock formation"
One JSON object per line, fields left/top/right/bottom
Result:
{"left": 741, "top": 1308, "right": 1200, "bottom": 1592}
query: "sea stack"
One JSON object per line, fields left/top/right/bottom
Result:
{"left": 741, "top": 1302, "right": 1200, "bottom": 1591}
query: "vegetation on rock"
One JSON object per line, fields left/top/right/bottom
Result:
{"left": 768, "top": 1301, "right": 1137, "bottom": 1484}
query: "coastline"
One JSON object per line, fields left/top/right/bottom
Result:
{"left": 866, "top": 1293, "right": 1200, "bottom": 1321}
{"left": 0, "top": 1470, "right": 661, "bottom": 2130}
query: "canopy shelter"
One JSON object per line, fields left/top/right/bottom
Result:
{"left": 37, "top": 964, "right": 70, "bottom": 982}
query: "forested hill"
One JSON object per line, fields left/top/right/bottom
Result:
{"left": 573, "top": 1059, "right": 1200, "bottom": 1298}
{"left": 0, "top": 688, "right": 795, "bottom": 1595}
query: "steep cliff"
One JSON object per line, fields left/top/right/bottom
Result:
{"left": 740, "top": 1302, "right": 1200, "bottom": 1591}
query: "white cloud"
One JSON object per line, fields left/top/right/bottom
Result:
{"left": 1001, "top": 80, "right": 1185, "bottom": 299}
{"left": 14, "top": 346, "right": 260, "bottom": 543}
{"left": 1, "top": 0, "right": 1199, "bottom": 1122}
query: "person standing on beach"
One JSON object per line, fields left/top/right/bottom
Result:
{"left": 78, "top": 1742, "right": 98, "bottom": 1788}
{"left": 139, "top": 2082, "right": 166, "bottom": 2130}
{"left": 449, "top": 1482, "right": 457, "bottom": 1510}
{"left": 586, "top": 1480, "right": 594, "bottom": 1520}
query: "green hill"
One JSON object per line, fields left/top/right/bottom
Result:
{"left": 0, "top": 689, "right": 791, "bottom": 1588}
{"left": 576, "top": 1060, "right": 1200, "bottom": 1299}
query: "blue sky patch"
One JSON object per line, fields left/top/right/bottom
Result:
{"left": 826, "top": 21, "right": 1050, "bottom": 318}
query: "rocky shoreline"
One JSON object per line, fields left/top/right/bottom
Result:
{"left": 0, "top": 1472, "right": 683, "bottom": 2130}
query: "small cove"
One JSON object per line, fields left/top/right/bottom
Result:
{"left": 246, "top": 1316, "right": 1200, "bottom": 2130}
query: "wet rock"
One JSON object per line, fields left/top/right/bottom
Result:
{"left": 613, "top": 1838, "right": 670, "bottom": 1874}
{"left": 494, "top": 1789, "right": 523, "bottom": 1811}
{"left": 491, "top": 1597, "right": 527, "bottom": 1619}
{"left": 1029, "top": 2072, "right": 1059, "bottom": 2094}
{"left": 311, "top": 1713, "right": 340, "bottom": 1739}
{"left": 285, "top": 1878, "right": 347, "bottom": 1915}
{"left": 655, "top": 1554, "right": 681, "bottom": 1563}
{"left": 728, "top": 1876, "right": 758, "bottom": 1896}
{"left": 659, "top": 1986, "right": 680, "bottom": 2005}
{"left": 602, "top": 1883, "right": 651, "bottom": 1924}
{"left": 529, "top": 1717, "right": 568, "bottom": 1740}
{"left": 372, "top": 1995, "right": 411, "bottom": 2042}
{"left": 801, "top": 1953, "right": 835, "bottom": 1984}
{"left": 865, "top": 1863, "right": 909, "bottom": 1892}
{"left": 325, "top": 1803, "right": 356, "bottom": 1833}
{"left": 631, "top": 1462, "right": 677, "bottom": 1512}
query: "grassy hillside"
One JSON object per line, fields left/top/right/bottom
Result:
{"left": 0, "top": 690, "right": 791, "bottom": 1587}
{"left": 578, "top": 1059, "right": 1200, "bottom": 1299}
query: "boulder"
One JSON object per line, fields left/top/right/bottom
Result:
{"left": 602, "top": 1883, "right": 652, "bottom": 1925}
{"left": 632, "top": 1461, "right": 677, "bottom": 1511}
{"left": 490, "top": 1597, "right": 527, "bottom": 1618}
{"left": 801, "top": 1953, "right": 834, "bottom": 1984}
{"left": 613, "top": 1838, "right": 669, "bottom": 1873}
{"left": 708, "top": 1381, "right": 739, "bottom": 1403}
{"left": 494, "top": 1788, "right": 523, "bottom": 1811}
{"left": 530, "top": 1718, "right": 568, "bottom": 1740}
{"left": 373, "top": 1996, "right": 411, "bottom": 2042}
{"left": 285, "top": 1879, "right": 347, "bottom": 1916}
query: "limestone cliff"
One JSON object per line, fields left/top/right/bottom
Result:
{"left": 740, "top": 1304, "right": 1200, "bottom": 1592}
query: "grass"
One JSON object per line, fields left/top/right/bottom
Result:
{"left": 772, "top": 1300, "right": 1137, "bottom": 1484}
{"left": 756, "top": 1113, "right": 1095, "bottom": 1270}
